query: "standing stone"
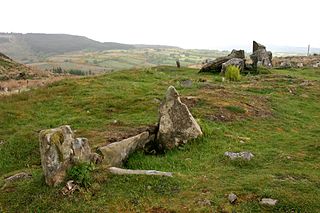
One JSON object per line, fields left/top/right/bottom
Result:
{"left": 157, "top": 86, "right": 203, "bottom": 150}
{"left": 39, "top": 125, "right": 75, "bottom": 186}
{"left": 250, "top": 41, "right": 272, "bottom": 70}
{"left": 39, "top": 125, "right": 97, "bottom": 186}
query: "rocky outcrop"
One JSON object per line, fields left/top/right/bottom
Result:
{"left": 199, "top": 49, "right": 245, "bottom": 73}
{"left": 250, "top": 41, "right": 272, "bottom": 69}
{"left": 39, "top": 125, "right": 98, "bottom": 186}
{"left": 221, "top": 58, "right": 245, "bottom": 75}
{"left": 157, "top": 86, "right": 203, "bottom": 150}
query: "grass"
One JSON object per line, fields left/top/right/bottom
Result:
{"left": 0, "top": 67, "right": 320, "bottom": 212}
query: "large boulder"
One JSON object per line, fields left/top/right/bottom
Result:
{"left": 199, "top": 49, "right": 245, "bottom": 73}
{"left": 250, "top": 41, "right": 272, "bottom": 69}
{"left": 39, "top": 125, "right": 96, "bottom": 186}
{"left": 157, "top": 86, "right": 203, "bottom": 150}
{"left": 221, "top": 58, "right": 245, "bottom": 75}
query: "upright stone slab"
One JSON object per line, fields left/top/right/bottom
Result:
{"left": 157, "top": 86, "right": 203, "bottom": 150}
{"left": 39, "top": 125, "right": 74, "bottom": 186}
{"left": 39, "top": 125, "right": 96, "bottom": 186}
{"left": 250, "top": 41, "right": 272, "bottom": 69}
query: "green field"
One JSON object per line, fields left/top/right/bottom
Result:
{"left": 30, "top": 48, "right": 229, "bottom": 73}
{"left": 0, "top": 67, "right": 319, "bottom": 212}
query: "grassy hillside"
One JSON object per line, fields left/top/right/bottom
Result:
{"left": 0, "top": 67, "right": 319, "bottom": 212}
{"left": 0, "top": 52, "right": 40, "bottom": 81}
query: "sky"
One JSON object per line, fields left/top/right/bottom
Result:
{"left": 1, "top": 0, "right": 320, "bottom": 50}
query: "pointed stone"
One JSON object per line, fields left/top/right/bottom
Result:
{"left": 157, "top": 86, "right": 202, "bottom": 150}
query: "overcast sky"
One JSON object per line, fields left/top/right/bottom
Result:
{"left": 1, "top": 0, "right": 319, "bottom": 49}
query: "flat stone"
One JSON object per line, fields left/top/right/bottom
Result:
{"left": 224, "top": 151, "right": 254, "bottom": 160}
{"left": 260, "top": 198, "right": 278, "bottom": 206}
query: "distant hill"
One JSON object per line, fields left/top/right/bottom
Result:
{"left": 134, "top": 44, "right": 181, "bottom": 49}
{"left": 0, "top": 33, "right": 135, "bottom": 62}
{"left": 0, "top": 52, "right": 46, "bottom": 81}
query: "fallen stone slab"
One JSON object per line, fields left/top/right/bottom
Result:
{"left": 5, "top": 172, "right": 32, "bottom": 182}
{"left": 108, "top": 167, "right": 173, "bottom": 177}
{"left": 224, "top": 151, "right": 254, "bottom": 160}
{"left": 98, "top": 131, "right": 154, "bottom": 167}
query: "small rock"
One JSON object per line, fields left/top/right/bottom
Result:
{"left": 260, "top": 198, "right": 278, "bottom": 206}
{"left": 228, "top": 193, "right": 237, "bottom": 204}
{"left": 61, "top": 180, "right": 79, "bottom": 195}
{"left": 0, "top": 140, "right": 5, "bottom": 146}
{"left": 224, "top": 151, "right": 254, "bottom": 160}
{"left": 5, "top": 172, "right": 32, "bottom": 182}
{"left": 297, "top": 62, "right": 304, "bottom": 68}
{"left": 180, "top": 79, "right": 193, "bottom": 88}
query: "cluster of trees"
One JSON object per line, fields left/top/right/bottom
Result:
{"left": 51, "top": 67, "right": 92, "bottom": 76}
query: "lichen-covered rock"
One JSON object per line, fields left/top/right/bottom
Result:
{"left": 157, "top": 86, "right": 202, "bottom": 150}
{"left": 98, "top": 131, "right": 153, "bottom": 167}
{"left": 39, "top": 125, "right": 97, "bottom": 186}
{"left": 39, "top": 125, "right": 75, "bottom": 186}
{"left": 221, "top": 58, "right": 244, "bottom": 75}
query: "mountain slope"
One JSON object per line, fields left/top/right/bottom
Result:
{"left": 0, "top": 33, "right": 135, "bottom": 62}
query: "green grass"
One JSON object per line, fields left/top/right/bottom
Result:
{"left": 0, "top": 67, "right": 320, "bottom": 212}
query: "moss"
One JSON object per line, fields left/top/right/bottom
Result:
{"left": 50, "top": 131, "right": 64, "bottom": 161}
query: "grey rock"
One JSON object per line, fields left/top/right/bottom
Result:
{"left": 180, "top": 79, "right": 193, "bottom": 88}
{"left": 39, "top": 125, "right": 75, "bottom": 186}
{"left": 224, "top": 151, "right": 254, "bottom": 160}
{"left": 228, "top": 193, "right": 237, "bottom": 204}
{"left": 72, "top": 138, "right": 92, "bottom": 163}
{"left": 5, "top": 172, "right": 32, "bottom": 182}
{"left": 250, "top": 41, "right": 272, "bottom": 69}
{"left": 221, "top": 58, "right": 245, "bottom": 75}
{"left": 39, "top": 125, "right": 98, "bottom": 186}
{"left": 157, "top": 86, "right": 203, "bottom": 150}
{"left": 99, "top": 131, "right": 153, "bottom": 167}
{"left": 199, "top": 49, "right": 245, "bottom": 73}
{"left": 260, "top": 198, "right": 278, "bottom": 206}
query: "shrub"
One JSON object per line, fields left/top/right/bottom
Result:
{"left": 225, "top": 65, "right": 241, "bottom": 81}
{"left": 67, "top": 162, "right": 94, "bottom": 188}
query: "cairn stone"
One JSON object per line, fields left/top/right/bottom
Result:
{"left": 157, "top": 86, "right": 202, "bottom": 150}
